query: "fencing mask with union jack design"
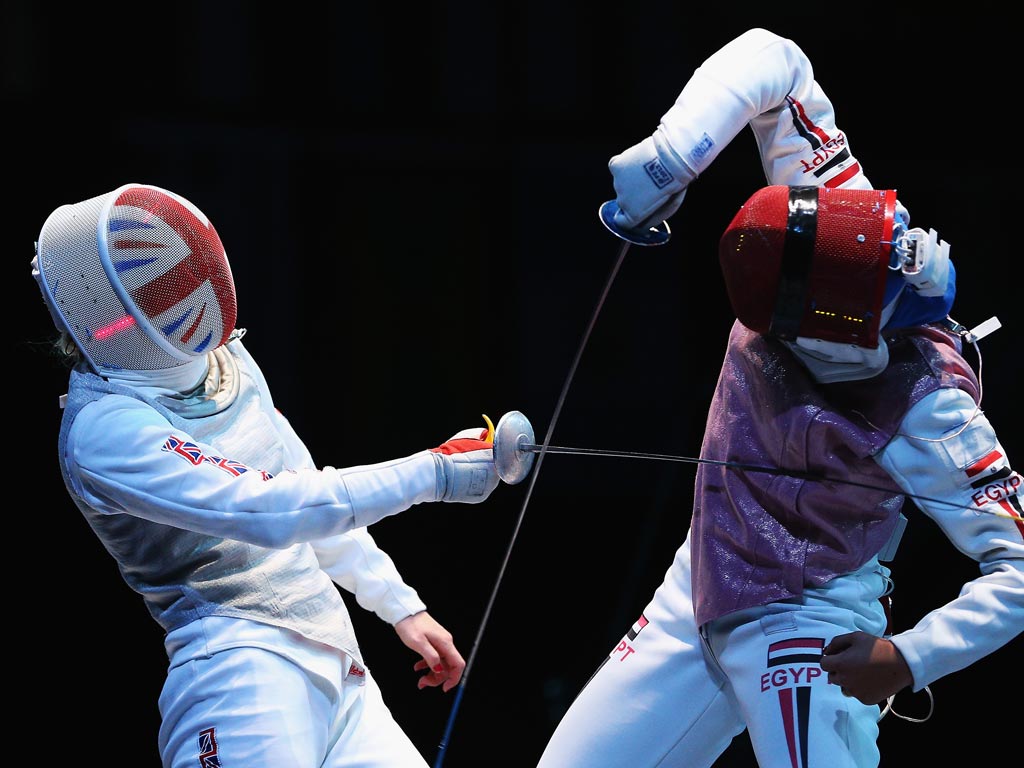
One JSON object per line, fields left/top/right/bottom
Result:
{"left": 33, "top": 183, "right": 237, "bottom": 374}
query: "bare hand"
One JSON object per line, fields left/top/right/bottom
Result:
{"left": 820, "top": 631, "right": 913, "bottom": 705}
{"left": 394, "top": 611, "right": 466, "bottom": 693}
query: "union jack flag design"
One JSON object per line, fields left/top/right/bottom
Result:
{"left": 162, "top": 436, "right": 274, "bottom": 479}
{"left": 206, "top": 455, "right": 257, "bottom": 477}
{"left": 164, "top": 435, "right": 205, "bottom": 465}
{"left": 108, "top": 186, "right": 236, "bottom": 357}
{"left": 197, "top": 726, "right": 222, "bottom": 767}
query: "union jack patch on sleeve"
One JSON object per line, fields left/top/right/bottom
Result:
{"left": 198, "top": 726, "right": 222, "bottom": 767}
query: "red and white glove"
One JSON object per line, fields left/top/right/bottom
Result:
{"left": 430, "top": 416, "right": 500, "bottom": 503}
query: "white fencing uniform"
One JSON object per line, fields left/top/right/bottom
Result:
{"left": 33, "top": 181, "right": 502, "bottom": 767}
{"left": 58, "top": 339, "right": 450, "bottom": 767}
{"left": 538, "top": 28, "right": 1024, "bottom": 768}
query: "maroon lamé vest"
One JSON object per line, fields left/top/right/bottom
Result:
{"left": 691, "top": 320, "right": 980, "bottom": 627}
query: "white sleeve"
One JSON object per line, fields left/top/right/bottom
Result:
{"left": 660, "top": 27, "right": 871, "bottom": 189}
{"left": 312, "top": 528, "right": 427, "bottom": 625}
{"left": 874, "top": 387, "right": 1024, "bottom": 690}
{"left": 264, "top": 393, "right": 427, "bottom": 623}
{"left": 68, "top": 394, "right": 444, "bottom": 549}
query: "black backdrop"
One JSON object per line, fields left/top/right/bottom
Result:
{"left": 8, "top": 3, "right": 1021, "bottom": 765}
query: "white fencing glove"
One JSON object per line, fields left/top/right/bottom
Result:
{"left": 607, "top": 29, "right": 794, "bottom": 233}
{"left": 430, "top": 417, "right": 500, "bottom": 504}
{"left": 608, "top": 131, "right": 696, "bottom": 232}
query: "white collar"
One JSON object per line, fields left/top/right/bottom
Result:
{"left": 98, "top": 355, "right": 210, "bottom": 394}
{"left": 783, "top": 339, "right": 890, "bottom": 383}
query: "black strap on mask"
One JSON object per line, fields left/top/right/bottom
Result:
{"left": 769, "top": 186, "right": 818, "bottom": 340}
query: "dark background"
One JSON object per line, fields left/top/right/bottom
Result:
{"left": 7, "top": 3, "right": 1020, "bottom": 765}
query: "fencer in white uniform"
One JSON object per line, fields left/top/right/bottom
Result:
{"left": 31, "top": 183, "right": 507, "bottom": 768}
{"left": 537, "top": 28, "right": 1023, "bottom": 768}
